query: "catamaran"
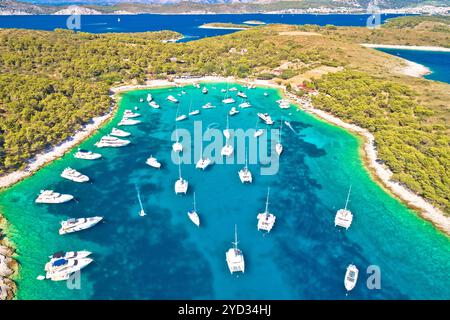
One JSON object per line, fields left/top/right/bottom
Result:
{"left": 344, "top": 264, "right": 359, "bottom": 291}
{"left": 167, "top": 95, "right": 179, "bottom": 103}
{"left": 146, "top": 155, "right": 161, "bottom": 169}
{"left": 74, "top": 149, "right": 102, "bottom": 160}
{"left": 275, "top": 121, "right": 283, "bottom": 156}
{"left": 225, "top": 224, "right": 245, "bottom": 274}
{"left": 123, "top": 109, "right": 140, "bottom": 118}
{"left": 202, "top": 87, "right": 208, "bottom": 94}
{"left": 172, "top": 127, "right": 183, "bottom": 153}
{"left": 146, "top": 93, "right": 153, "bottom": 102}
{"left": 257, "top": 188, "right": 276, "bottom": 233}
{"left": 257, "top": 113, "right": 274, "bottom": 125}
{"left": 95, "top": 135, "right": 130, "bottom": 148}
{"left": 196, "top": 145, "right": 211, "bottom": 170}
{"left": 118, "top": 118, "right": 141, "bottom": 126}
{"left": 60, "top": 167, "right": 89, "bottom": 183}
{"left": 237, "top": 91, "right": 247, "bottom": 99}
{"left": 238, "top": 149, "right": 252, "bottom": 183}
{"left": 239, "top": 102, "right": 251, "bottom": 109}
{"left": 35, "top": 190, "right": 74, "bottom": 204}
{"left": 149, "top": 101, "right": 160, "bottom": 109}
{"left": 223, "top": 115, "right": 231, "bottom": 140}
{"left": 187, "top": 192, "right": 200, "bottom": 227}
{"left": 59, "top": 217, "right": 103, "bottom": 235}
{"left": 111, "top": 127, "right": 131, "bottom": 137}
{"left": 335, "top": 186, "right": 353, "bottom": 229}
{"left": 221, "top": 140, "right": 234, "bottom": 157}
{"left": 174, "top": 159, "right": 188, "bottom": 194}
{"left": 229, "top": 107, "right": 239, "bottom": 116}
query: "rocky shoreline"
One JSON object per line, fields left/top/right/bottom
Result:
{"left": 0, "top": 217, "right": 17, "bottom": 300}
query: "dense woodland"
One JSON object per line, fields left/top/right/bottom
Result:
{"left": 0, "top": 20, "right": 449, "bottom": 212}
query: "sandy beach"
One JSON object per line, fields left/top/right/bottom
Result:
{"left": 361, "top": 44, "right": 450, "bottom": 52}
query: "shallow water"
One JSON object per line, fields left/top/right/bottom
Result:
{"left": 1, "top": 83, "right": 449, "bottom": 299}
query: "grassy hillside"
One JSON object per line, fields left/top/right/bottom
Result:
{"left": 0, "top": 22, "right": 448, "bottom": 212}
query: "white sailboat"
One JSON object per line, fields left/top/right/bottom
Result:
{"left": 175, "top": 104, "right": 187, "bottom": 122}
{"left": 187, "top": 192, "right": 200, "bottom": 227}
{"left": 257, "top": 112, "right": 274, "bottom": 125}
{"left": 221, "top": 139, "right": 234, "bottom": 157}
{"left": 172, "top": 127, "right": 183, "bottom": 153}
{"left": 167, "top": 95, "right": 179, "bottom": 103}
{"left": 229, "top": 107, "right": 239, "bottom": 116}
{"left": 257, "top": 187, "right": 276, "bottom": 233}
{"left": 225, "top": 224, "right": 245, "bottom": 274}
{"left": 188, "top": 99, "right": 200, "bottom": 116}
{"left": 335, "top": 186, "right": 353, "bottom": 229}
{"left": 136, "top": 186, "right": 146, "bottom": 217}
{"left": 196, "top": 144, "right": 211, "bottom": 170}
{"left": 149, "top": 101, "right": 160, "bottom": 109}
{"left": 238, "top": 149, "right": 252, "bottom": 183}
{"left": 223, "top": 115, "right": 231, "bottom": 140}
{"left": 174, "top": 158, "right": 188, "bottom": 195}
{"left": 275, "top": 121, "right": 283, "bottom": 156}
{"left": 344, "top": 264, "right": 359, "bottom": 292}
{"left": 254, "top": 118, "right": 264, "bottom": 138}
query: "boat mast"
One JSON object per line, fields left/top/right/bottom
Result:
{"left": 232, "top": 224, "right": 239, "bottom": 249}
{"left": 178, "top": 156, "right": 182, "bottom": 180}
{"left": 279, "top": 121, "right": 283, "bottom": 143}
{"left": 344, "top": 185, "right": 352, "bottom": 210}
{"left": 265, "top": 187, "right": 270, "bottom": 214}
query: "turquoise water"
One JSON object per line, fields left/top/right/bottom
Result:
{"left": 1, "top": 83, "right": 449, "bottom": 299}
{"left": 377, "top": 48, "right": 450, "bottom": 84}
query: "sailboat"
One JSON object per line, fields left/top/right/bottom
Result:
{"left": 187, "top": 192, "right": 200, "bottom": 227}
{"left": 196, "top": 144, "right": 211, "bottom": 170}
{"left": 221, "top": 139, "right": 234, "bottom": 157}
{"left": 136, "top": 186, "right": 146, "bottom": 217}
{"left": 275, "top": 121, "right": 283, "bottom": 156}
{"left": 335, "top": 186, "right": 353, "bottom": 229}
{"left": 254, "top": 118, "right": 264, "bottom": 138}
{"left": 188, "top": 99, "right": 200, "bottom": 116}
{"left": 174, "top": 157, "right": 188, "bottom": 194}
{"left": 175, "top": 104, "right": 187, "bottom": 122}
{"left": 223, "top": 115, "right": 231, "bottom": 140}
{"left": 257, "top": 187, "right": 276, "bottom": 233}
{"left": 172, "top": 126, "right": 183, "bottom": 153}
{"left": 238, "top": 148, "right": 252, "bottom": 183}
{"left": 225, "top": 224, "right": 245, "bottom": 274}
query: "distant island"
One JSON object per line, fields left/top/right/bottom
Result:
{"left": 0, "top": 0, "right": 449, "bottom": 15}
{"left": 243, "top": 20, "right": 266, "bottom": 25}
{"left": 199, "top": 23, "right": 253, "bottom": 30}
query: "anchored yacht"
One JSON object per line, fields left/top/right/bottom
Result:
{"left": 118, "top": 118, "right": 141, "bottom": 126}
{"left": 196, "top": 145, "right": 211, "bottom": 170}
{"left": 221, "top": 140, "right": 234, "bottom": 157}
{"left": 187, "top": 192, "right": 200, "bottom": 227}
{"left": 239, "top": 102, "right": 251, "bottom": 109}
{"left": 95, "top": 135, "right": 130, "bottom": 148}
{"left": 229, "top": 87, "right": 238, "bottom": 92}
{"left": 146, "top": 155, "right": 161, "bottom": 169}
{"left": 149, "top": 101, "right": 160, "bottom": 109}
{"left": 35, "top": 190, "right": 74, "bottom": 204}
{"left": 238, "top": 151, "right": 252, "bottom": 183}
{"left": 173, "top": 128, "right": 183, "bottom": 153}
{"left": 344, "top": 264, "right": 359, "bottom": 291}
{"left": 202, "top": 102, "right": 215, "bottom": 109}
{"left": 167, "top": 95, "right": 179, "bottom": 103}
{"left": 275, "top": 121, "right": 283, "bottom": 156}
{"left": 277, "top": 99, "right": 290, "bottom": 109}
{"left": 146, "top": 93, "right": 153, "bottom": 102}
{"left": 45, "top": 258, "right": 93, "bottom": 281}
{"left": 229, "top": 107, "right": 239, "bottom": 116}
{"left": 60, "top": 167, "right": 89, "bottom": 183}
{"left": 174, "top": 159, "right": 188, "bottom": 194}
{"left": 225, "top": 225, "right": 245, "bottom": 274}
{"left": 223, "top": 115, "right": 231, "bottom": 140}
{"left": 237, "top": 91, "right": 247, "bottom": 99}
{"left": 335, "top": 186, "right": 353, "bottom": 230}
{"left": 123, "top": 109, "right": 140, "bottom": 118}
{"left": 111, "top": 127, "right": 131, "bottom": 137}
{"left": 48, "top": 250, "right": 92, "bottom": 261}
{"left": 176, "top": 114, "right": 187, "bottom": 122}
{"left": 257, "top": 113, "right": 274, "bottom": 125}
{"left": 202, "top": 87, "right": 208, "bottom": 94}
{"left": 221, "top": 89, "right": 227, "bottom": 93}
{"left": 74, "top": 149, "right": 102, "bottom": 160}
{"left": 222, "top": 98, "right": 235, "bottom": 104}
{"left": 59, "top": 217, "right": 103, "bottom": 235}
{"left": 257, "top": 188, "right": 276, "bottom": 233}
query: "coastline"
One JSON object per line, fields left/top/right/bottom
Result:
{"left": 0, "top": 75, "right": 448, "bottom": 299}
{"left": 361, "top": 44, "right": 450, "bottom": 52}
{"left": 198, "top": 25, "right": 249, "bottom": 30}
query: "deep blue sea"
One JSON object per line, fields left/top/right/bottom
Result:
{"left": 377, "top": 48, "right": 450, "bottom": 84}
{"left": 0, "top": 13, "right": 406, "bottom": 40}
